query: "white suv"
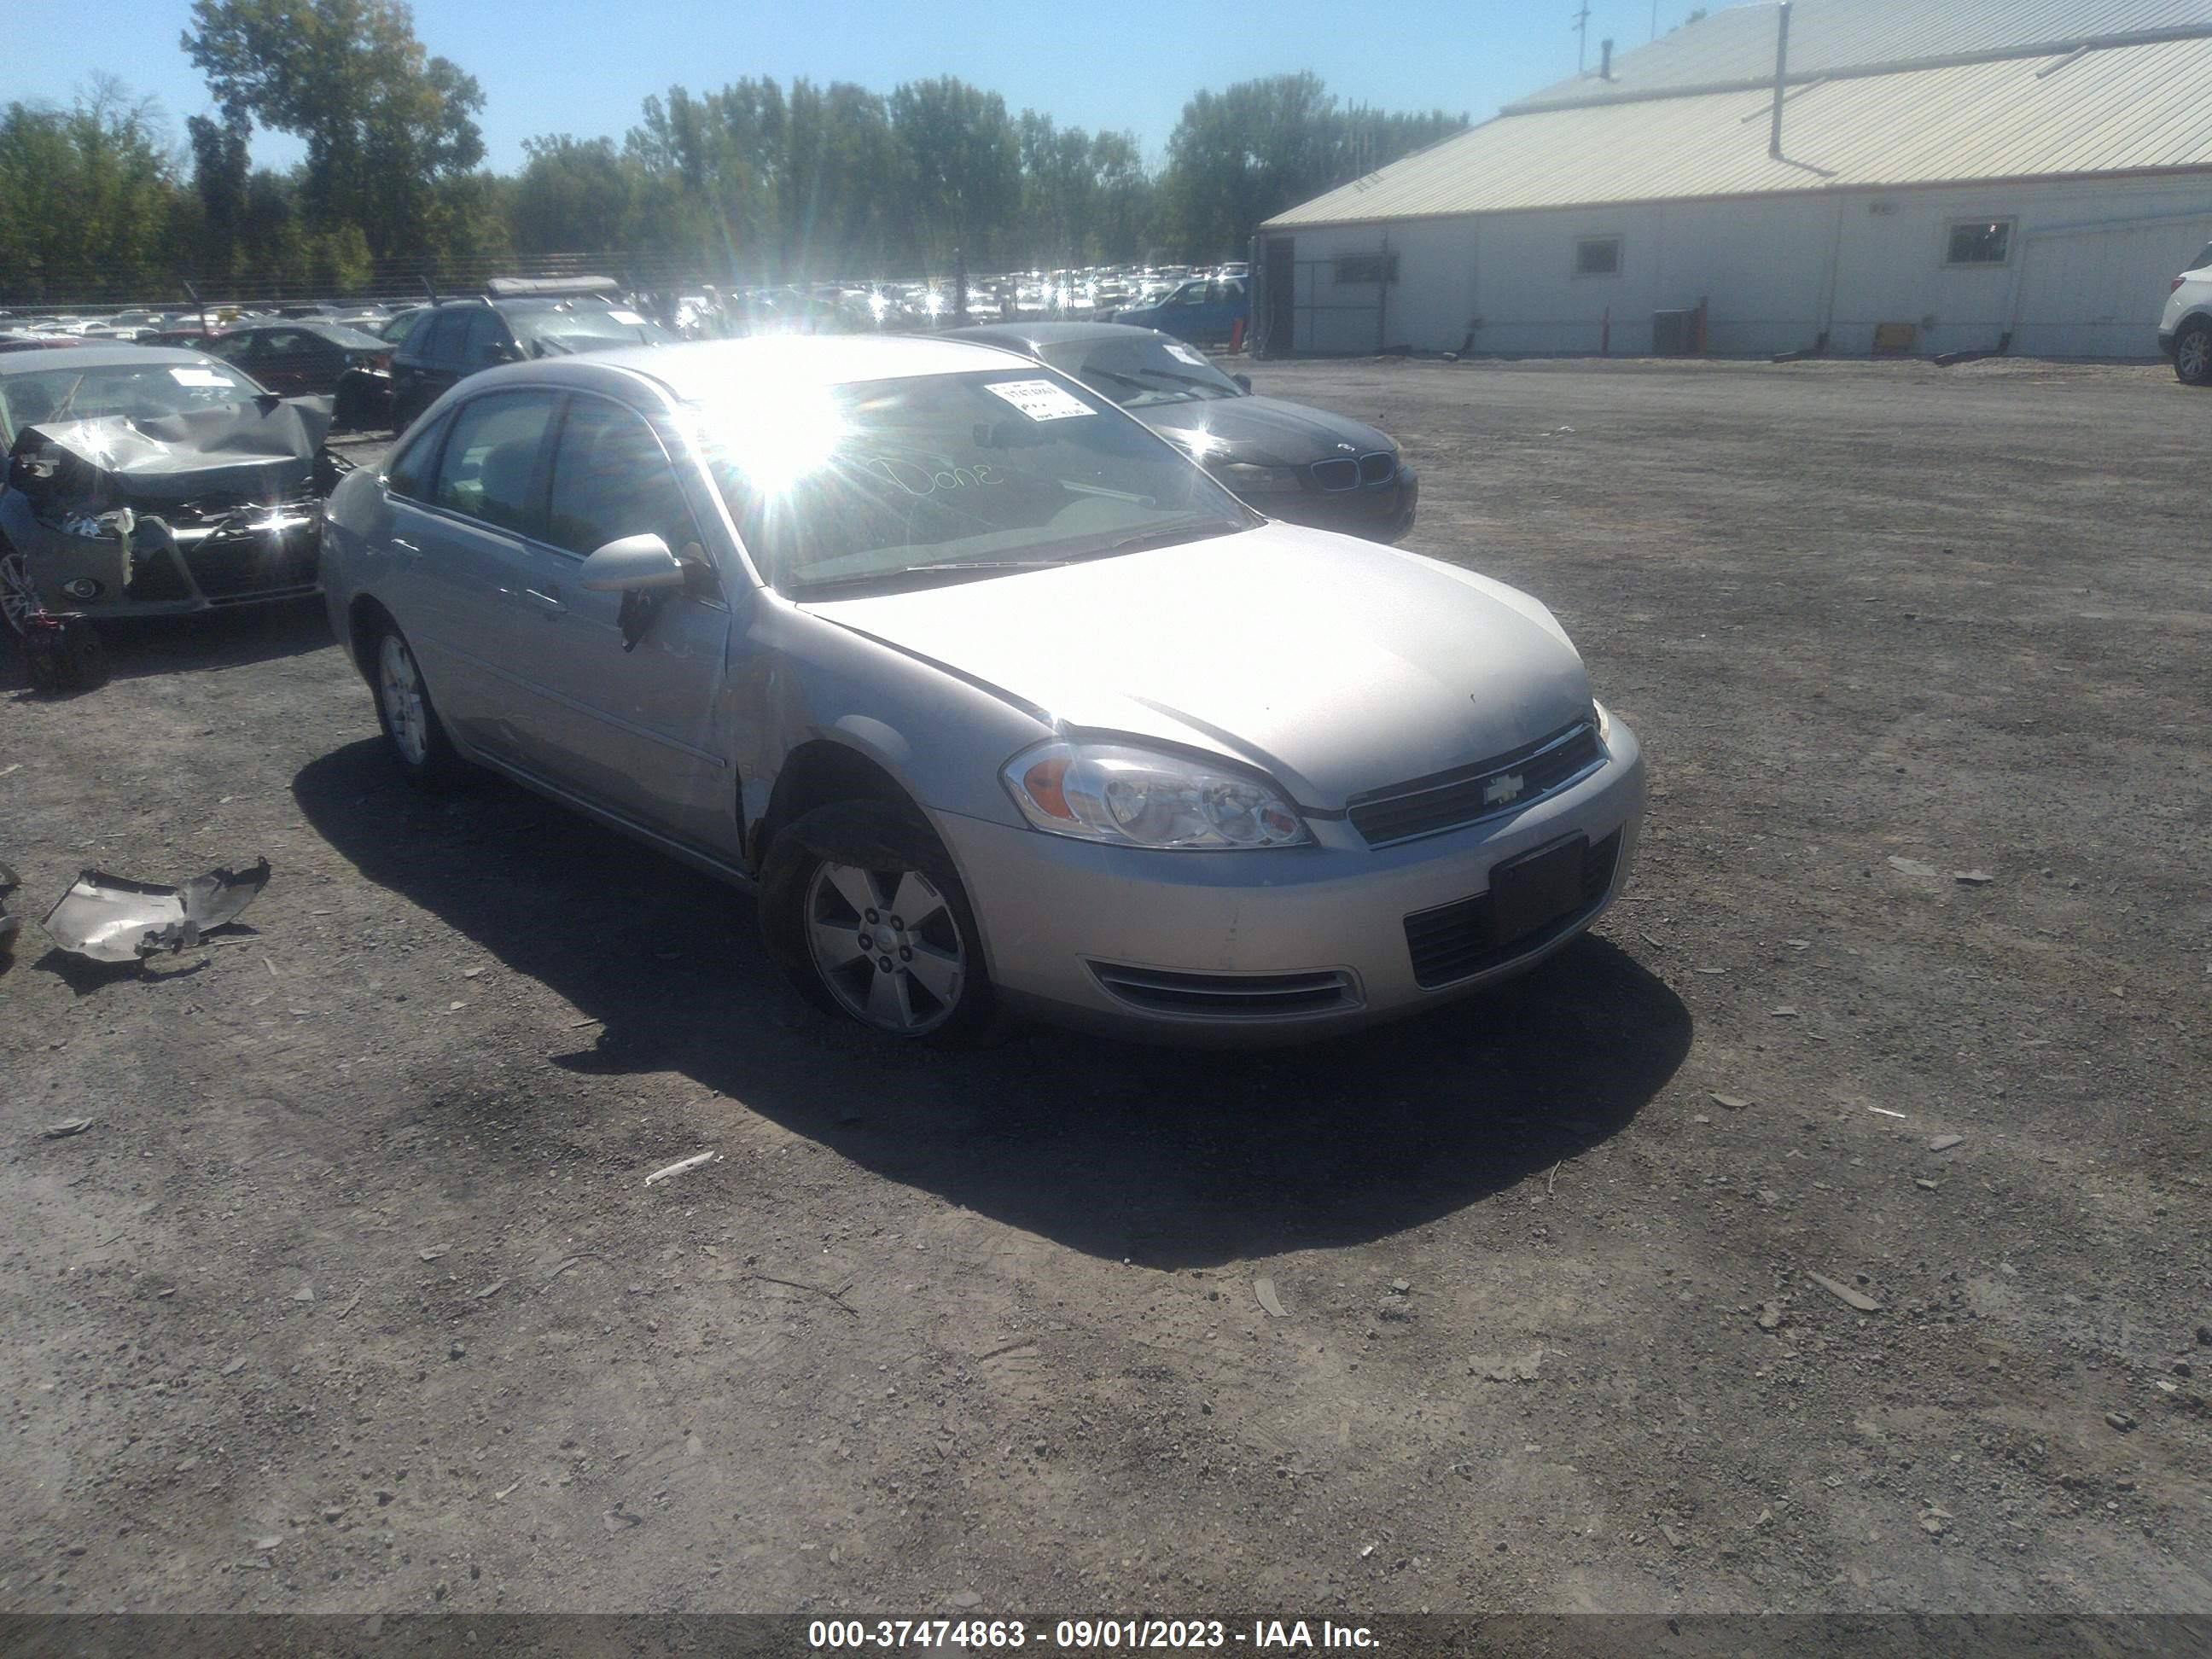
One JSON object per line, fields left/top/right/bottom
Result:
{"left": 2157, "top": 241, "right": 2212, "bottom": 385}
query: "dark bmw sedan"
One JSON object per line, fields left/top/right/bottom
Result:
{"left": 946, "top": 321, "right": 1416, "bottom": 541}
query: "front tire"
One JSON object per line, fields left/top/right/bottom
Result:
{"left": 759, "top": 800, "right": 1006, "bottom": 1045}
{"left": 2176, "top": 321, "right": 2212, "bottom": 386}
{"left": 370, "top": 622, "right": 469, "bottom": 792}
{"left": 0, "top": 538, "right": 39, "bottom": 639}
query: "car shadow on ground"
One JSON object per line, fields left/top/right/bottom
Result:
{"left": 3, "top": 595, "right": 334, "bottom": 696}
{"left": 294, "top": 740, "right": 1691, "bottom": 1269}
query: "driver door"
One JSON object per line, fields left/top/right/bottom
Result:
{"left": 497, "top": 391, "right": 740, "bottom": 858}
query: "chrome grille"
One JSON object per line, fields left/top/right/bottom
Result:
{"left": 1403, "top": 831, "right": 1621, "bottom": 989}
{"left": 1357, "top": 451, "right": 1394, "bottom": 484}
{"left": 1310, "top": 457, "right": 1357, "bottom": 490}
{"left": 1348, "top": 721, "right": 1605, "bottom": 847}
{"left": 1088, "top": 963, "right": 1359, "bottom": 1019}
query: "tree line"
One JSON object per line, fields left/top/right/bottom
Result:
{"left": 0, "top": 0, "right": 1466, "bottom": 300}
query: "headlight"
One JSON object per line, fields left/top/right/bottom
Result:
{"left": 1003, "top": 740, "right": 1312, "bottom": 850}
{"left": 1210, "top": 462, "right": 1302, "bottom": 494}
{"left": 1591, "top": 698, "right": 1613, "bottom": 747}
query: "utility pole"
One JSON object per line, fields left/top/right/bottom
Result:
{"left": 1651, "top": 0, "right": 1659, "bottom": 41}
{"left": 1573, "top": 1, "right": 1593, "bottom": 72}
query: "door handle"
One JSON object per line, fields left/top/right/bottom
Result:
{"left": 389, "top": 537, "right": 422, "bottom": 561}
{"left": 522, "top": 585, "right": 567, "bottom": 617}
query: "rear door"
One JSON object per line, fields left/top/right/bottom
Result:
{"left": 495, "top": 390, "right": 739, "bottom": 853}
{"left": 380, "top": 388, "right": 562, "bottom": 758}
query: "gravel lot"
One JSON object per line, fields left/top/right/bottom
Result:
{"left": 2, "top": 355, "right": 2208, "bottom": 1621}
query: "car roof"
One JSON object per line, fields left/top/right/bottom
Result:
{"left": 0, "top": 343, "right": 226, "bottom": 376}
{"left": 461, "top": 334, "right": 1039, "bottom": 403}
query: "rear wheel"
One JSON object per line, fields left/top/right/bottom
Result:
{"left": 2176, "top": 320, "right": 2212, "bottom": 386}
{"left": 370, "top": 623, "right": 469, "bottom": 792}
{"left": 759, "top": 800, "right": 1006, "bottom": 1045}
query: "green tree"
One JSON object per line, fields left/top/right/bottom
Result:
{"left": 1160, "top": 74, "right": 1464, "bottom": 259}
{"left": 181, "top": 0, "right": 486, "bottom": 258}
{"left": 888, "top": 77, "right": 1020, "bottom": 272}
{"left": 186, "top": 106, "right": 252, "bottom": 272}
{"left": 513, "top": 135, "right": 635, "bottom": 254}
{"left": 0, "top": 79, "right": 180, "bottom": 301}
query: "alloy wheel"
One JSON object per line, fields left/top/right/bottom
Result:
{"left": 0, "top": 549, "right": 37, "bottom": 638}
{"left": 377, "top": 632, "right": 431, "bottom": 766}
{"left": 802, "top": 860, "right": 965, "bottom": 1035}
{"left": 2180, "top": 327, "right": 2211, "bottom": 384}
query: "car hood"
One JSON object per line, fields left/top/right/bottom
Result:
{"left": 6, "top": 396, "right": 331, "bottom": 510}
{"left": 1137, "top": 394, "right": 1393, "bottom": 467}
{"left": 800, "top": 521, "right": 1592, "bottom": 807}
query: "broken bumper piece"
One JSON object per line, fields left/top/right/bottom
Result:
{"left": 40, "top": 859, "right": 271, "bottom": 963}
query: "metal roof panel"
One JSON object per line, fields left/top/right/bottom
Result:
{"left": 1264, "top": 37, "right": 2212, "bottom": 227}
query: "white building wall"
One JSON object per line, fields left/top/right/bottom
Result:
{"left": 1269, "top": 174, "right": 2212, "bottom": 359}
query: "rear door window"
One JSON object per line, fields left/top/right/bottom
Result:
{"left": 428, "top": 391, "right": 558, "bottom": 537}
{"left": 425, "top": 307, "right": 471, "bottom": 365}
{"left": 460, "top": 309, "right": 509, "bottom": 370}
{"left": 544, "top": 394, "right": 703, "bottom": 560}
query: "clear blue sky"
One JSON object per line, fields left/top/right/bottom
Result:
{"left": 10, "top": 0, "right": 1708, "bottom": 173}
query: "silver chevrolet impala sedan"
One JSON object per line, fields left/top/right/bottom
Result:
{"left": 320, "top": 335, "right": 1644, "bottom": 1045}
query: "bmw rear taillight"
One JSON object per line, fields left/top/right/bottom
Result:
{"left": 2174, "top": 276, "right": 2188, "bottom": 292}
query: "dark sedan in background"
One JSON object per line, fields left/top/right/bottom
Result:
{"left": 948, "top": 322, "right": 1416, "bottom": 541}
{"left": 202, "top": 320, "right": 394, "bottom": 428}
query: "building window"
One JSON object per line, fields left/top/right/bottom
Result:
{"left": 1334, "top": 252, "right": 1398, "bottom": 284}
{"left": 1575, "top": 235, "right": 1623, "bottom": 277}
{"left": 1944, "top": 218, "right": 2014, "bottom": 266}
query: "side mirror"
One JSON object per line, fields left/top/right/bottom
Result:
{"left": 1231, "top": 373, "right": 1253, "bottom": 393}
{"left": 579, "top": 533, "right": 686, "bottom": 593}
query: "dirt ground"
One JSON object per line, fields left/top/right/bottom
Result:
{"left": 1, "top": 355, "right": 2208, "bottom": 1622}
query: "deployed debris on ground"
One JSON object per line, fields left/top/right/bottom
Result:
{"left": 39, "top": 858, "right": 271, "bottom": 963}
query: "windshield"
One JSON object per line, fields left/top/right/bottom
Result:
{"left": 511, "top": 305, "right": 672, "bottom": 357}
{"left": 1039, "top": 335, "right": 1243, "bottom": 408}
{"left": 318, "top": 325, "right": 392, "bottom": 351}
{"left": 0, "top": 358, "right": 261, "bottom": 448}
{"left": 693, "top": 368, "right": 1252, "bottom": 597}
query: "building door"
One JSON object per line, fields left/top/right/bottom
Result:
{"left": 2012, "top": 217, "right": 2212, "bottom": 358}
{"left": 1264, "top": 237, "right": 1295, "bottom": 356}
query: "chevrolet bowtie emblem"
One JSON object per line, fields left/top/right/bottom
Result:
{"left": 1483, "top": 772, "right": 1525, "bottom": 806}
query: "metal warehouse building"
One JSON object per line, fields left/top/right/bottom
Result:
{"left": 1254, "top": 0, "right": 2212, "bottom": 360}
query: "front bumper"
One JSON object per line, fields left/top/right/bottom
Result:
{"left": 935, "top": 719, "right": 1644, "bottom": 1045}
{"left": 1252, "top": 465, "right": 1418, "bottom": 544}
{"left": 10, "top": 501, "right": 323, "bottom": 621}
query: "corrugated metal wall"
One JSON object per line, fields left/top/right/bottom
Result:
{"left": 1278, "top": 177, "right": 2212, "bottom": 359}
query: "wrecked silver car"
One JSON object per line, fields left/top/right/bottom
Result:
{"left": 0, "top": 345, "right": 348, "bottom": 637}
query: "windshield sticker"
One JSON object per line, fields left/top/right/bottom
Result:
{"left": 1164, "top": 342, "right": 1208, "bottom": 367}
{"left": 170, "top": 367, "right": 237, "bottom": 387}
{"left": 984, "top": 378, "right": 1095, "bottom": 422}
{"left": 608, "top": 309, "right": 648, "bottom": 326}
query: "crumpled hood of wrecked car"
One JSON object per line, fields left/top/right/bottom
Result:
{"left": 798, "top": 521, "right": 1594, "bottom": 807}
{"left": 8, "top": 395, "right": 332, "bottom": 507}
